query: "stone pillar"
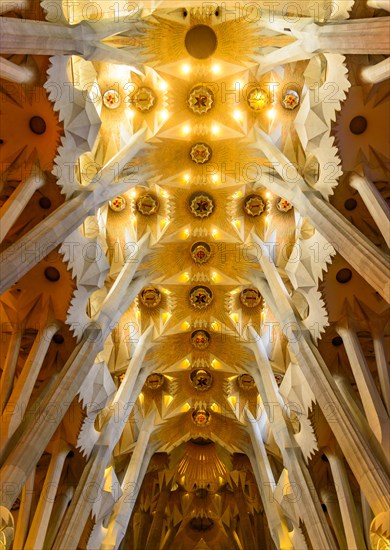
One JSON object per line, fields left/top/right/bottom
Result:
{"left": 101, "top": 412, "right": 157, "bottom": 550}
{"left": 43, "top": 486, "right": 74, "bottom": 549}
{"left": 250, "top": 232, "right": 390, "bottom": 516}
{"left": 248, "top": 331, "right": 337, "bottom": 550}
{"left": 371, "top": 327, "right": 390, "bottom": 415}
{"left": 53, "top": 327, "right": 154, "bottom": 550}
{"left": 0, "top": 167, "right": 45, "bottom": 243}
{"left": 253, "top": 128, "right": 390, "bottom": 301}
{"left": 13, "top": 469, "right": 35, "bottom": 549}
{"left": 0, "top": 0, "right": 28, "bottom": 13}
{"left": 336, "top": 323, "right": 389, "bottom": 451}
{"left": 0, "top": 127, "right": 147, "bottom": 295}
{"left": 0, "top": 322, "right": 60, "bottom": 452}
{"left": 0, "top": 57, "right": 35, "bottom": 84}
{"left": 325, "top": 445, "right": 367, "bottom": 550}
{"left": 319, "top": 487, "right": 348, "bottom": 549}
{"left": 367, "top": 0, "right": 390, "bottom": 11}
{"left": 246, "top": 412, "right": 293, "bottom": 550}
{"left": 360, "top": 58, "right": 390, "bottom": 84}
{"left": 145, "top": 479, "right": 171, "bottom": 549}
{"left": 24, "top": 438, "right": 70, "bottom": 550}
{"left": 235, "top": 481, "right": 257, "bottom": 550}
{"left": 349, "top": 174, "right": 390, "bottom": 248}
{"left": 134, "top": 511, "right": 152, "bottom": 550}
{"left": 0, "top": 326, "right": 101, "bottom": 509}
{"left": 309, "top": 18, "right": 390, "bottom": 54}
{"left": 0, "top": 330, "right": 22, "bottom": 414}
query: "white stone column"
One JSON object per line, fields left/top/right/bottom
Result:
{"left": 349, "top": 174, "right": 390, "bottom": 248}
{"left": 0, "top": 128, "right": 147, "bottom": 295}
{"left": 52, "top": 326, "right": 155, "bottom": 550}
{"left": 0, "top": 322, "right": 60, "bottom": 452}
{"left": 24, "top": 438, "right": 70, "bottom": 550}
{"left": 0, "top": 167, "right": 45, "bottom": 243}
{"left": 304, "top": 18, "right": 390, "bottom": 54}
{"left": 246, "top": 413, "right": 294, "bottom": 550}
{"left": 371, "top": 328, "right": 390, "bottom": 415}
{"left": 360, "top": 58, "right": 390, "bottom": 84}
{"left": 248, "top": 330, "right": 337, "bottom": 550}
{"left": 325, "top": 445, "right": 367, "bottom": 550}
{"left": 0, "top": 57, "right": 36, "bottom": 84}
{"left": 0, "top": 0, "right": 28, "bottom": 13}
{"left": 367, "top": 0, "right": 390, "bottom": 11}
{"left": 0, "top": 330, "right": 22, "bottom": 414}
{"left": 13, "top": 469, "right": 35, "bottom": 549}
{"left": 336, "top": 324, "right": 389, "bottom": 452}
{"left": 250, "top": 232, "right": 390, "bottom": 516}
{"left": 43, "top": 486, "right": 74, "bottom": 549}
{"left": 253, "top": 129, "right": 390, "bottom": 301}
{"left": 101, "top": 411, "right": 156, "bottom": 550}
{"left": 319, "top": 487, "right": 348, "bottom": 549}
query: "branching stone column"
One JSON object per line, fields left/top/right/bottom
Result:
{"left": 0, "top": 0, "right": 29, "bottom": 14}
{"left": 0, "top": 321, "right": 60, "bottom": 453}
{"left": 336, "top": 322, "right": 389, "bottom": 452}
{"left": 253, "top": 129, "right": 390, "bottom": 301}
{"left": 0, "top": 16, "right": 146, "bottom": 64}
{"left": 0, "top": 237, "right": 149, "bottom": 510}
{"left": 349, "top": 174, "right": 390, "bottom": 248}
{"left": 370, "top": 321, "right": 390, "bottom": 415}
{"left": 24, "top": 436, "right": 70, "bottom": 550}
{"left": 246, "top": 413, "right": 293, "bottom": 550}
{"left": 367, "top": 0, "right": 390, "bottom": 11}
{"left": 13, "top": 469, "right": 35, "bottom": 549}
{"left": 0, "top": 331, "right": 22, "bottom": 414}
{"left": 145, "top": 475, "right": 173, "bottom": 549}
{"left": 247, "top": 330, "right": 337, "bottom": 550}
{"left": 250, "top": 232, "right": 390, "bottom": 516}
{"left": 101, "top": 411, "right": 157, "bottom": 550}
{"left": 325, "top": 443, "right": 367, "bottom": 550}
{"left": 0, "top": 128, "right": 147, "bottom": 295}
{"left": 0, "top": 167, "right": 45, "bottom": 243}
{"left": 0, "top": 57, "right": 36, "bottom": 84}
{"left": 53, "top": 325, "right": 155, "bottom": 549}
{"left": 300, "top": 18, "right": 390, "bottom": 54}
{"left": 319, "top": 486, "right": 348, "bottom": 549}
{"left": 360, "top": 58, "right": 390, "bottom": 84}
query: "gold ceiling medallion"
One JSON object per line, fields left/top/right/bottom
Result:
{"left": 190, "top": 143, "right": 212, "bottom": 164}
{"left": 237, "top": 374, "right": 256, "bottom": 391}
{"left": 243, "top": 194, "right": 265, "bottom": 216}
{"left": 108, "top": 195, "right": 126, "bottom": 212}
{"left": 190, "top": 368, "right": 213, "bottom": 391}
{"left": 282, "top": 90, "right": 300, "bottom": 110}
{"left": 131, "top": 86, "right": 156, "bottom": 112}
{"left": 240, "top": 288, "right": 263, "bottom": 308}
{"left": 190, "top": 286, "right": 213, "bottom": 309}
{"left": 191, "top": 330, "right": 210, "bottom": 349}
{"left": 188, "top": 85, "right": 214, "bottom": 114}
{"left": 136, "top": 194, "right": 159, "bottom": 216}
{"left": 191, "top": 242, "right": 211, "bottom": 263}
{"left": 192, "top": 408, "right": 211, "bottom": 426}
{"left": 103, "top": 89, "right": 121, "bottom": 109}
{"left": 139, "top": 286, "right": 162, "bottom": 308}
{"left": 145, "top": 372, "right": 164, "bottom": 389}
{"left": 247, "top": 87, "right": 269, "bottom": 111}
{"left": 190, "top": 193, "right": 214, "bottom": 218}
{"left": 274, "top": 373, "right": 284, "bottom": 386}
{"left": 277, "top": 198, "right": 293, "bottom": 212}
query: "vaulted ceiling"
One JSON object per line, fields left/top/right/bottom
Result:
{"left": 0, "top": 1, "right": 389, "bottom": 549}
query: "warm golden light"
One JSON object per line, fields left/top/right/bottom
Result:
{"left": 182, "top": 63, "right": 191, "bottom": 74}
{"left": 211, "top": 63, "right": 221, "bottom": 74}
{"left": 233, "top": 109, "right": 242, "bottom": 121}
{"left": 211, "top": 124, "right": 219, "bottom": 135}
{"left": 182, "top": 124, "right": 191, "bottom": 135}
{"left": 160, "top": 109, "right": 169, "bottom": 121}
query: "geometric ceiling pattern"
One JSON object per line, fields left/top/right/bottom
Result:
{"left": 0, "top": 1, "right": 389, "bottom": 549}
